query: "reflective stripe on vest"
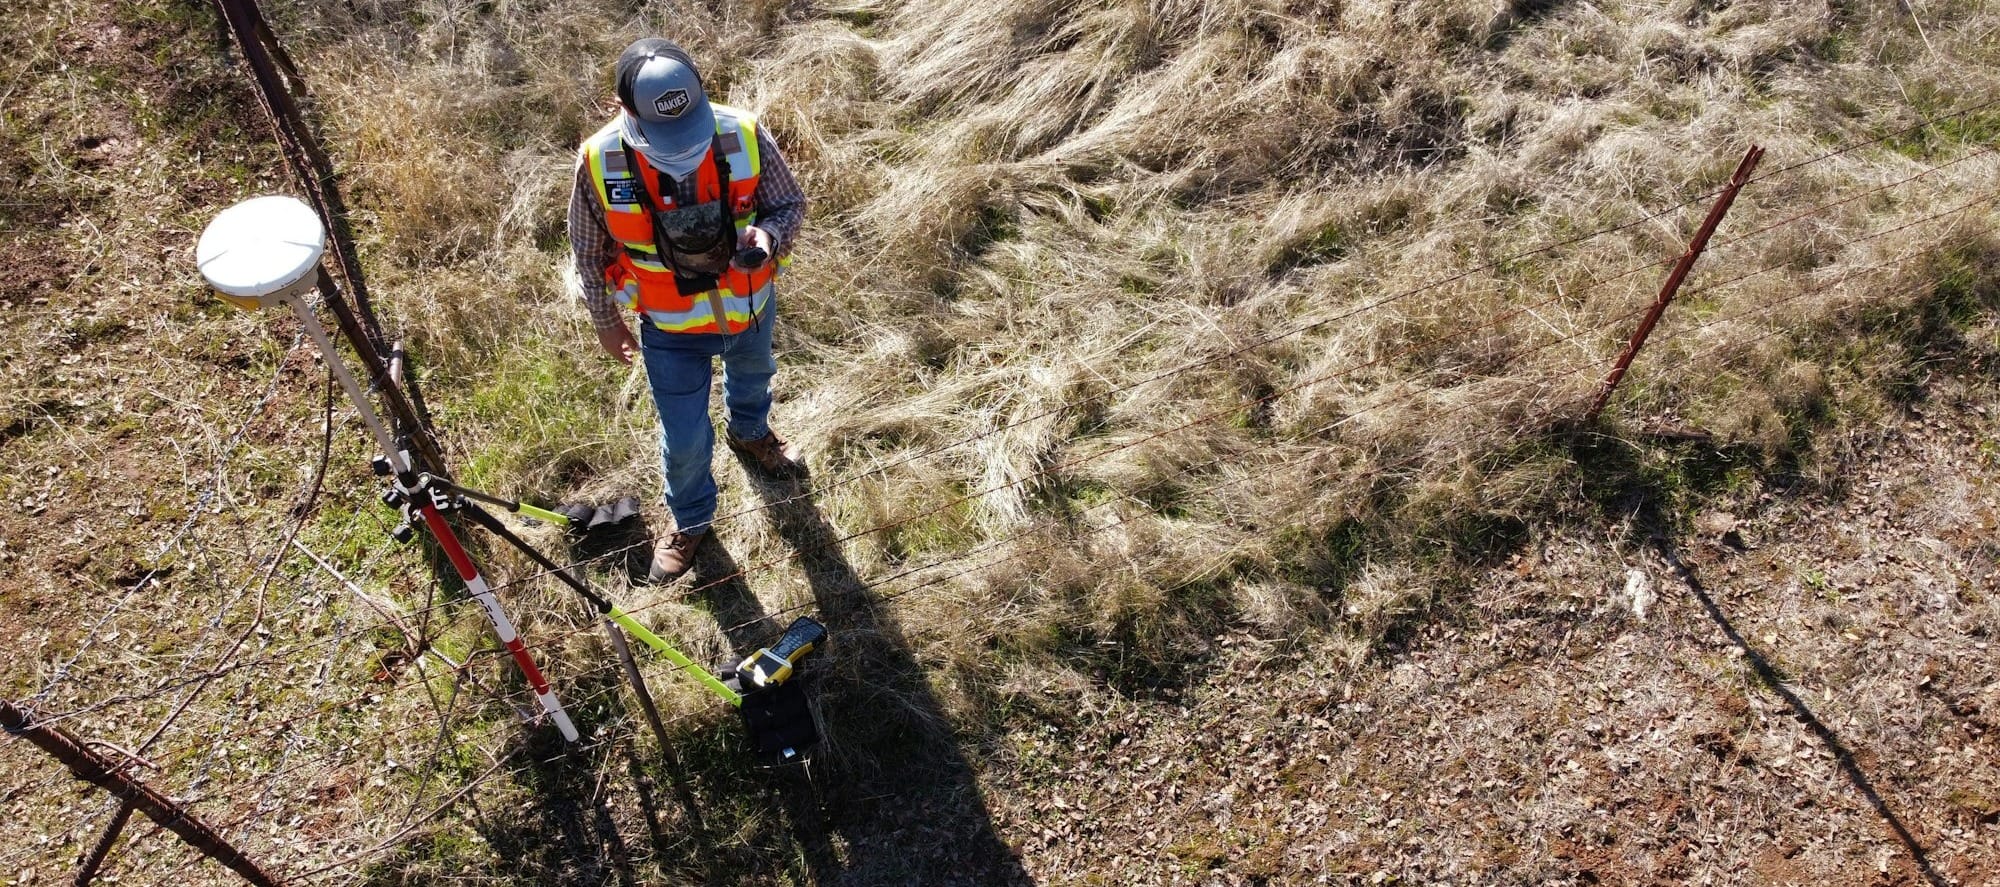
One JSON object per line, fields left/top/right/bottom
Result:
{"left": 642, "top": 282, "right": 773, "bottom": 333}
{"left": 583, "top": 105, "right": 787, "bottom": 335}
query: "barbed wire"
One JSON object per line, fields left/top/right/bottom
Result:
{"left": 25, "top": 146, "right": 1992, "bottom": 770}
{"left": 459, "top": 175, "right": 2000, "bottom": 656}
{"left": 132, "top": 365, "right": 339, "bottom": 771}
{"left": 34, "top": 329, "right": 311, "bottom": 702}
{"left": 140, "top": 205, "right": 1997, "bottom": 885}
{"left": 176, "top": 188, "right": 2000, "bottom": 806}
{"left": 96, "top": 213, "right": 1941, "bottom": 808}
{"left": 36, "top": 204, "right": 1691, "bottom": 769}
{"left": 463, "top": 140, "right": 2000, "bottom": 608}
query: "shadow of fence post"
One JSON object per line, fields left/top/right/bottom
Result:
{"left": 1653, "top": 536, "right": 1951, "bottom": 887}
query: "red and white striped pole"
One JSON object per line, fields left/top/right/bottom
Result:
{"left": 197, "top": 196, "right": 578, "bottom": 742}
{"left": 410, "top": 499, "right": 575, "bottom": 740}
{"left": 284, "top": 255, "right": 579, "bottom": 745}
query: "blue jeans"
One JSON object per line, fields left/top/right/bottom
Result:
{"left": 638, "top": 297, "right": 776, "bottom": 534}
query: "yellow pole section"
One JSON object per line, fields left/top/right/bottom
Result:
{"left": 607, "top": 606, "right": 743, "bottom": 706}
{"left": 515, "top": 501, "right": 572, "bottom": 526}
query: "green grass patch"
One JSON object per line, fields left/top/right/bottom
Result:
{"left": 876, "top": 488, "right": 983, "bottom": 562}
{"left": 1885, "top": 108, "right": 2000, "bottom": 159}
{"left": 1274, "top": 518, "right": 1368, "bottom": 589}
{"left": 1268, "top": 220, "right": 1350, "bottom": 274}
{"left": 452, "top": 343, "right": 622, "bottom": 497}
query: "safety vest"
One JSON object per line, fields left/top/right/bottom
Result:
{"left": 581, "top": 104, "right": 784, "bottom": 335}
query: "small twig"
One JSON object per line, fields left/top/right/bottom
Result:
{"left": 1897, "top": 0, "right": 1940, "bottom": 62}
{"left": 291, "top": 538, "right": 420, "bottom": 657}
{"left": 79, "top": 740, "right": 160, "bottom": 773}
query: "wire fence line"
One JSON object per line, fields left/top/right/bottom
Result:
{"left": 736, "top": 210, "right": 2000, "bottom": 635}
{"left": 453, "top": 140, "right": 2000, "bottom": 608}
{"left": 133, "top": 365, "right": 340, "bottom": 766}
{"left": 29, "top": 128, "right": 1990, "bottom": 747}
{"left": 62, "top": 190, "right": 1998, "bottom": 868}
{"left": 8, "top": 92, "right": 1997, "bottom": 882}
{"left": 2, "top": 166, "right": 1745, "bottom": 744}
{"left": 18, "top": 146, "right": 1991, "bottom": 809}
{"left": 353, "top": 151, "right": 2000, "bottom": 651}
{"left": 92, "top": 203, "right": 1998, "bottom": 886}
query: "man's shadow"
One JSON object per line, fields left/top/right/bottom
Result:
{"left": 459, "top": 678, "right": 645, "bottom": 886}
{"left": 689, "top": 463, "right": 1034, "bottom": 886}
{"left": 562, "top": 510, "right": 740, "bottom": 886}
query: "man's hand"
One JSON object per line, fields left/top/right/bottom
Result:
{"left": 733, "top": 225, "right": 774, "bottom": 270}
{"left": 596, "top": 323, "right": 638, "bottom": 365}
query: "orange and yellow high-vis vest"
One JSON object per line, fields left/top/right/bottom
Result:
{"left": 581, "top": 104, "right": 785, "bottom": 335}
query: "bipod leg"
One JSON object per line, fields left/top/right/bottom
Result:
{"left": 457, "top": 503, "right": 743, "bottom": 706}
{"left": 280, "top": 292, "right": 575, "bottom": 742}
{"left": 601, "top": 622, "right": 712, "bottom": 844}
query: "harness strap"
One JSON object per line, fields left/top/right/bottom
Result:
{"left": 616, "top": 136, "right": 676, "bottom": 268}
{"left": 618, "top": 135, "right": 740, "bottom": 299}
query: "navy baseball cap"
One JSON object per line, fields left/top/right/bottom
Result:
{"left": 613, "top": 38, "right": 715, "bottom": 175}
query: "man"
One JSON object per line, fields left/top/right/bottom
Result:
{"left": 569, "top": 37, "right": 808, "bottom": 582}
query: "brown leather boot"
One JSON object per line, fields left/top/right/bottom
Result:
{"left": 725, "top": 429, "right": 804, "bottom": 478}
{"left": 646, "top": 528, "right": 707, "bottom": 584}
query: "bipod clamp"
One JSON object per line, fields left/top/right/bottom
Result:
{"left": 726, "top": 616, "right": 827, "bottom": 766}
{"left": 371, "top": 456, "right": 457, "bottom": 544}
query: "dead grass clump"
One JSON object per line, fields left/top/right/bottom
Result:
{"left": 739, "top": 22, "right": 885, "bottom": 161}
{"left": 317, "top": 61, "right": 512, "bottom": 265}
{"left": 852, "top": 162, "right": 1020, "bottom": 289}
{"left": 1337, "top": 562, "right": 1437, "bottom": 650}
{"left": 491, "top": 147, "right": 574, "bottom": 252}
{"left": 1233, "top": 579, "right": 1334, "bottom": 637}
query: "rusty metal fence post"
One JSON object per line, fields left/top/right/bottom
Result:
{"left": 2, "top": 701, "right": 281, "bottom": 886}
{"left": 1584, "top": 145, "right": 1765, "bottom": 422}
{"left": 73, "top": 800, "right": 135, "bottom": 886}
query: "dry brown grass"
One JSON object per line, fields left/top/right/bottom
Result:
{"left": 7, "top": 0, "right": 2000, "bottom": 882}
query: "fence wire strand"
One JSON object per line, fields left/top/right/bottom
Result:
{"left": 11, "top": 82, "right": 2000, "bottom": 882}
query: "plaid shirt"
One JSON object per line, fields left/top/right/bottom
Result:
{"left": 568, "top": 123, "right": 807, "bottom": 331}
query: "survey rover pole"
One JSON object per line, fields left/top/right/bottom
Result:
{"left": 195, "top": 195, "right": 577, "bottom": 742}
{"left": 281, "top": 291, "right": 579, "bottom": 741}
